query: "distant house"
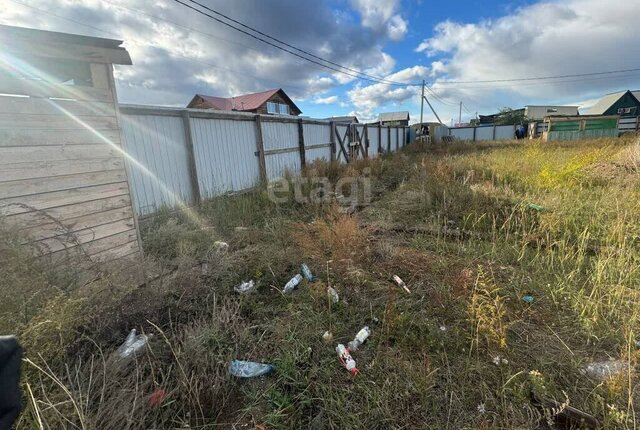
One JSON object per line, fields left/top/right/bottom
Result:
{"left": 187, "top": 88, "right": 302, "bottom": 116}
{"left": 584, "top": 90, "right": 640, "bottom": 117}
{"left": 324, "top": 115, "right": 359, "bottom": 123}
{"left": 524, "top": 105, "right": 579, "bottom": 120}
{"left": 378, "top": 111, "right": 410, "bottom": 126}
{"left": 479, "top": 108, "right": 525, "bottom": 125}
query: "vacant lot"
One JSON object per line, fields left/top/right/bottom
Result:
{"left": 3, "top": 137, "right": 639, "bottom": 429}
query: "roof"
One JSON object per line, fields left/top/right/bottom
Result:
{"left": 0, "top": 24, "right": 132, "bottom": 65}
{"left": 324, "top": 116, "right": 359, "bottom": 123}
{"left": 189, "top": 88, "right": 301, "bottom": 114}
{"left": 584, "top": 90, "right": 640, "bottom": 115}
{"left": 378, "top": 111, "right": 410, "bottom": 122}
{"left": 525, "top": 105, "right": 579, "bottom": 108}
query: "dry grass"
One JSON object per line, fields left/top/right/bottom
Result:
{"left": 3, "top": 137, "right": 640, "bottom": 429}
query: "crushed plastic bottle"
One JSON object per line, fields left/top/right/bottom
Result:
{"left": 229, "top": 360, "right": 275, "bottom": 378}
{"left": 392, "top": 275, "right": 411, "bottom": 294}
{"left": 214, "top": 241, "right": 229, "bottom": 253}
{"left": 117, "top": 329, "right": 149, "bottom": 359}
{"left": 322, "top": 331, "right": 333, "bottom": 343}
{"left": 283, "top": 274, "right": 303, "bottom": 294}
{"left": 347, "top": 326, "right": 371, "bottom": 351}
{"left": 300, "top": 263, "right": 315, "bottom": 282}
{"left": 336, "top": 344, "right": 358, "bottom": 375}
{"left": 234, "top": 280, "right": 256, "bottom": 294}
{"left": 522, "top": 293, "right": 534, "bottom": 304}
{"left": 327, "top": 286, "right": 339, "bottom": 304}
{"left": 584, "top": 359, "right": 629, "bottom": 381}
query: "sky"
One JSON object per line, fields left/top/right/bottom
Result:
{"left": 2, "top": 0, "right": 640, "bottom": 124}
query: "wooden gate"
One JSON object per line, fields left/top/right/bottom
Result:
{"left": 333, "top": 123, "right": 369, "bottom": 163}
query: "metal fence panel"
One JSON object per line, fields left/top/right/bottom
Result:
{"left": 451, "top": 127, "right": 475, "bottom": 140}
{"left": 190, "top": 117, "right": 259, "bottom": 197}
{"left": 303, "top": 123, "right": 331, "bottom": 163}
{"left": 120, "top": 113, "right": 194, "bottom": 215}
{"left": 381, "top": 127, "right": 390, "bottom": 152}
{"left": 262, "top": 121, "right": 298, "bottom": 151}
{"left": 475, "top": 127, "right": 493, "bottom": 141}
{"left": 368, "top": 125, "right": 380, "bottom": 158}
{"left": 619, "top": 116, "right": 639, "bottom": 131}
{"left": 495, "top": 125, "right": 515, "bottom": 140}
{"left": 265, "top": 151, "right": 301, "bottom": 180}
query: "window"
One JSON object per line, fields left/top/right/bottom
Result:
{"left": 617, "top": 107, "right": 637, "bottom": 116}
{"left": 278, "top": 103, "right": 289, "bottom": 115}
{"left": 266, "top": 101, "right": 290, "bottom": 115}
{"left": 547, "top": 108, "right": 558, "bottom": 113}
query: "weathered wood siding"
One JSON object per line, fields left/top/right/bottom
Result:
{"left": 0, "top": 63, "right": 141, "bottom": 264}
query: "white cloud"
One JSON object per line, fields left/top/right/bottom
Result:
{"left": 347, "top": 66, "right": 429, "bottom": 121}
{"left": 416, "top": 0, "right": 640, "bottom": 116}
{"left": 314, "top": 95, "right": 339, "bottom": 105}
{"left": 350, "top": 0, "right": 408, "bottom": 40}
{"left": 1, "top": 0, "right": 401, "bottom": 106}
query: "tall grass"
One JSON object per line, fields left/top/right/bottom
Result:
{"left": 3, "top": 138, "right": 639, "bottom": 429}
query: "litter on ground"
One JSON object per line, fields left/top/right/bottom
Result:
{"left": 234, "top": 280, "right": 256, "bottom": 294}
{"left": 336, "top": 344, "right": 358, "bottom": 375}
{"left": 327, "top": 286, "right": 339, "bottom": 304}
{"left": 300, "top": 263, "right": 315, "bottom": 282}
{"left": 283, "top": 274, "right": 303, "bottom": 294}
{"left": 117, "top": 329, "right": 149, "bottom": 359}
{"left": 347, "top": 326, "right": 371, "bottom": 352}
{"left": 392, "top": 275, "right": 411, "bottom": 294}
{"left": 583, "top": 359, "right": 628, "bottom": 381}
{"left": 229, "top": 360, "right": 275, "bottom": 378}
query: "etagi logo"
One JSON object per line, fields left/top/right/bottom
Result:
{"left": 267, "top": 168, "right": 372, "bottom": 211}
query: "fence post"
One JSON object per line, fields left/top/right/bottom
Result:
{"left": 387, "top": 127, "right": 391, "bottom": 152}
{"left": 297, "top": 118, "right": 306, "bottom": 168}
{"left": 492, "top": 125, "right": 496, "bottom": 140}
{"left": 377, "top": 125, "right": 381, "bottom": 153}
{"left": 396, "top": 127, "right": 399, "bottom": 150}
{"left": 182, "top": 110, "right": 201, "bottom": 204}
{"left": 254, "top": 115, "right": 267, "bottom": 183}
{"left": 330, "top": 121, "right": 336, "bottom": 162}
{"left": 472, "top": 126, "right": 477, "bottom": 142}
{"left": 636, "top": 115, "right": 639, "bottom": 131}
{"left": 364, "top": 124, "right": 369, "bottom": 158}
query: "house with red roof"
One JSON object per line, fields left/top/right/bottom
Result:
{"left": 186, "top": 88, "right": 302, "bottom": 116}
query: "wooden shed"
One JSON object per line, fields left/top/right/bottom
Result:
{"left": 0, "top": 24, "right": 142, "bottom": 270}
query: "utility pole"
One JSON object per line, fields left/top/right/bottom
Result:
{"left": 458, "top": 101, "right": 462, "bottom": 126}
{"left": 422, "top": 91, "right": 444, "bottom": 125}
{"left": 420, "top": 80, "right": 425, "bottom": 126}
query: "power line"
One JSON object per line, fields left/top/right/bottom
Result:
{"left": 171, "top": 0, "right": 410, "bottom": 86}
{"left": 181, "top": 0, "right": 408, "bottom": 86}
{"left": 6, "top": 0, "right": 315, "bottom": 94}
{"left": 11, "top": 0, "right": 640, "bottom": 94}
{"left": 435, "top": 68, "right": 640, "bottom": 85}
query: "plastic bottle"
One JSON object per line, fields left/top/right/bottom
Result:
{"left": 393, "top": 275, "right": 411, "bottom": 293}
{"left": 117, "top": 329, "right": 149, "bottom": 358}
{"left": 229, "top": 360, "right": 275, "bottom": 378}
{"left": 584, "top": 360, "right": 628, "bottom": 381}
{"left": 300, "top": 263, "right": 315, "bottom": 282}
{"left": 327, "top": 286, "right": 339, "bottom": 304}
{"left": 234, "top": 280, "right": 256, "bottom": 294}
{"left": 283, "top": 274, "right": 303, "bottom": 294}
{"left": 336, "top": 344, "right": 358, "bottom": 375}
{"left": 347, "top": 326, "right": 371, "bottom": 351}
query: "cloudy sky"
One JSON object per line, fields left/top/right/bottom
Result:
{"left": 3, "top": 0, "right": 640, "bottom": 123}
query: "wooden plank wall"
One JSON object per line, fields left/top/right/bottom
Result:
{"left": 0, "top": 62, "right": 141, "bottom": 266}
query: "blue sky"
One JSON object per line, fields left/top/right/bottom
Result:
{"left": 3, "top": 0, "right": 640, "bottom": 123}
